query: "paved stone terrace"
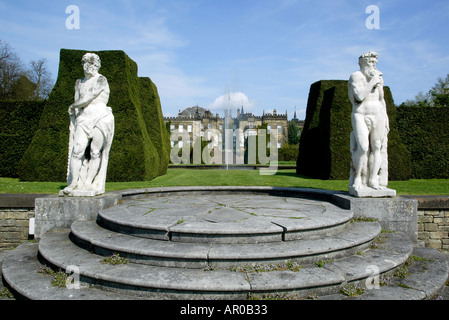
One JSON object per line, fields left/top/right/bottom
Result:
{"left": 98, "top": 192, "right": 353, "bottom": 243}
{"left": 1, "top": 188, "right": 449, "bottom": 300}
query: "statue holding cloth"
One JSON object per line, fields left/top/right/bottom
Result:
{"left": 61, "top": 53, "right": 114, "bottom": 197}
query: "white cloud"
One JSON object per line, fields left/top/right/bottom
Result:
{"left": 209, "top": 92, "right": 255, "bottom": 113}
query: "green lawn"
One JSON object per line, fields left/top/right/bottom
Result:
{"left": 1, "top": 169, "right": 448, "bottom": 196}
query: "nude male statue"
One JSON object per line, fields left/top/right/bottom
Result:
{"left": 62, "top": 53, "right": 114, "bottom": 196}
{"left": 348, "top": 52, "right": 392, "bottom": 196}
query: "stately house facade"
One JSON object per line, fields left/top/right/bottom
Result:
{"left": 164, "top": 106, "right": 303, "bottom": 151}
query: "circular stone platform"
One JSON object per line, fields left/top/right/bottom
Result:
{"left": 98, "top": 191, "right": 354, "bottom": 244}
{"left": 7, "top": 187, "right": 447, "bottom": 301}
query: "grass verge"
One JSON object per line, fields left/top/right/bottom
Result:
{"left": 1, "top": 169, "right": 448, "bottom": 196}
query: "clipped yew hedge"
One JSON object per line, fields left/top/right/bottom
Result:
{"left": 396, "top": 106, "right": 449, "bottom": 179}
{"left": 0, "top": 100, "right": 46, "bottom": 177}
{"left": 278, "top": 144, "right": 299, "bottom": 162}
{"left": 17, "top": 49, "right": 170, "bottom": 182}
{"left": 297, "top": 80, "right": 411, "bottom": 181}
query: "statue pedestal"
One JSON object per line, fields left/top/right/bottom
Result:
{"left": 333, "top": 193, "right": 418, "bottom": 243}
{"left": 58, "top": 189, "right": 103, "bottom": 197}
{"left": 348, "top": 186, "right": 396, "bottom": 198}
{"left": 34, "top": 193, "right": 120, "bottom": 241}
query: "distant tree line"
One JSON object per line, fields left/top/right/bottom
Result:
{"left": 400, "top": 74, "right": 449, "bottom": 108}
{"left": 0, "top": 40, "right": 54, "bottom": 100}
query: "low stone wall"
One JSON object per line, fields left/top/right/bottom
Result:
{"left": 0, "top": 208, "right": 34, "bottom": 250}
{"left": 410, "top": 196, "right": 449, "bottom": 251}
{"left": 0, "top": 194, "right": 50, "bottom": 251}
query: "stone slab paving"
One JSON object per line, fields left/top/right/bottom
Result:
{"left": 98, "top": 193, "right": 353, "bottom": 243}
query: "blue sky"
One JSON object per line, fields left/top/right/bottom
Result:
{"left": 1, "top": 0, "right": 448, "bottom": 119}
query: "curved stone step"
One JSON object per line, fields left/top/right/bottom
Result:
{"left": 70, "top": 220, "right": 381, "bottom": 268}
{"left": 319, "top": 247, "right": 448, "bottom": 300}
{"left": 97, "top": 193, "right": 354, "bottom": 244}
{"left": 1, "top": 242, "right": 139, "bottom": 300}
{"left": 37, "top": 230, "right": 253, "bottom": 300}
{"left": 32, "top": 228, "right": 412, "bottom": 299}
{"left": 4, "top": 235, "right": 446, "bottom": 301}
{"left": 247, "top": 232, "right": 414, "bottom": 297}
{"left": 71, "top": 221, "right": 212, "bottom": 269}
{"left": 389, "top": 247, "right": 449, "bottom": 300}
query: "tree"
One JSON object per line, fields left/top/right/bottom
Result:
{"left": 0, "top": 40, "right": 54, "bottom": 100}
{"left": 402, "top": 91, "right": 431, "bottom": 107}
{"left": 0, "top": 40, "right": 24, "bottom": 99}
{"left": 287, "top": 121, "right": 300, "bottom": 145}
{"left": 402, "top": 74, "right": 449, "bottom": 107}
{"left": 430, "top": 74, "right": 449, "bottom": 107}
{"left": 28, "top": 58, "right": 53, "bottom": 99}
{"left": 8, "top": 75, "right": 36, "bottom": 100}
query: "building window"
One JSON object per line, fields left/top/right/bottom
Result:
{"left": 277, "top": 125, "right": 282, "bottom": 134}
{"left": 187, "top": 124, "right": 192, "bottom": 133}
{"left": 179, "top": 124, "right": 183, "bottom": 133}
{"left": 208, "top": 123, "right": 212, "bottom": 129}
{"left": 170, "top": 124, "right": 175, "bottom": 132}
{"left": 267, "top": 125, "right": 271, "bottom": 134}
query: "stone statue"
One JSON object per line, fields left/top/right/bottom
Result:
{"left": 61, "top": 53, "right": 114, "bottom": 197}
{"left": 348, "top": 52, "right": 395, "bottom": 197}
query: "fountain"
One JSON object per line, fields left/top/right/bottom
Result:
{"left": 223, "top": 92, "right": 233, "bottom": 169}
